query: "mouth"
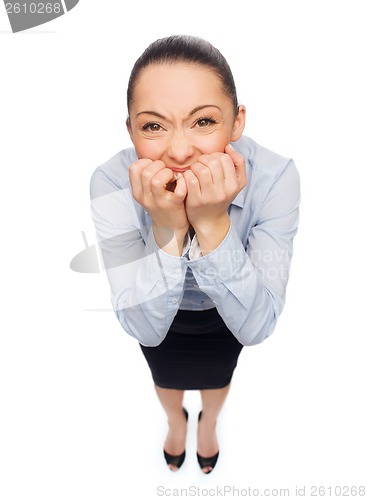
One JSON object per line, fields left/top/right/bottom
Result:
{"left": 169, "top": 166, "right": 191, "bottom": 173}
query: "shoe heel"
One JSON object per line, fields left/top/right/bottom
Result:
{"left": 163, "top": 407, "right": 189, "bottom": 471}
{"left": 197, "top": 410, "right": 219, "bottom": 474}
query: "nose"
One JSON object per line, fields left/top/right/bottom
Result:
{"left": 167, "top": 130, "right": 195, "bottom": 165}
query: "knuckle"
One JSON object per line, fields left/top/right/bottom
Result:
{"left": 153, "top": 160, "right": 165, "bottom": 169}
{"left": 137, "top": 158, "right": 153, "bottom": 169}
{"left": 200, "top": 168, "right": 211, "bottom": 179}
{"left": 128, "top": 163, "right": 138, "bottom": 176}
{"left": 151, "top": 177, "right": 162, "bottom": 188}
{"left": 223, "top": 154, "right": 234, "bottom": 165}
{"left": 198, "top": 154, "right": 209, "bottom": 163}
{"left": 141, "top": 169, "right": 153, "bottom": 181}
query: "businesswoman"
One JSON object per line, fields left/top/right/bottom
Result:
{"left": 90, "top": 35, "right": 300, "bottom": 473}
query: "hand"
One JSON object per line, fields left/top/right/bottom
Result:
{"left": 183, "top": 144, "right": 247, "bottom": 236}
{"left": 129, "top": 159, "right": 189, "bottom": 254}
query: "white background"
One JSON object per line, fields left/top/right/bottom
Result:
{"left": 1, "top": 1, "right": 366, "bottom": 498}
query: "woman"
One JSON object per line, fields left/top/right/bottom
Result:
{"left": 90, "top": 35, "right": 300, "bottom": 473}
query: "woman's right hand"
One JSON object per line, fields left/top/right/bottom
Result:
{"left": 129, "top": 159, "right": 189, "bottom": 255}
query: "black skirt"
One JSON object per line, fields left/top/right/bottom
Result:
{"left": 139, "top": 307, "right": 244, "bottom": 390}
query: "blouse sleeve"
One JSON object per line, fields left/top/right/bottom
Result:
{"left": 187, "top": 159, "right": 300, "bottom": 346}
{"left": 90, "top": 168, "right": 188, "bottom": 347}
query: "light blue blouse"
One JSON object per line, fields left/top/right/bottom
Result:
{"left": 90, "top": 135, "right": 300, "bottom": 347}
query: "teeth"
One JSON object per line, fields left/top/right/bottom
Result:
{"left": 174, "top": 174, "right": 179, "bottom": 181}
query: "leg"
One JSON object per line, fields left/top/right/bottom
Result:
{"left": 197, "top": 383, "right": 231, "bottom": 473}
{"left": 154, "top": 385, "right": 187, "bottom": 471}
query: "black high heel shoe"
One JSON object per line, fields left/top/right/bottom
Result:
{"left": 163, "top": 407, "right": 189, "bottom": 471}
{"left": 197, "top": 410, "right": 219, "bottom": 474}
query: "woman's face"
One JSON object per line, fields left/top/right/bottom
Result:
{"left": 127, "top": 62, "right": 246, "bottom": 173}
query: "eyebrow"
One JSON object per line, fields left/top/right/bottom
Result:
{"left": 136, "top": 104, "right": 222, "bottom": 120}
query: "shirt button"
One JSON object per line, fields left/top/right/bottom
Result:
{"left": 171, "top": 297, "right": 179, "bottom": 304}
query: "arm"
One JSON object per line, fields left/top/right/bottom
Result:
{"left": 187, "top": 159, "right": 300, "bottom": 346}
{"left": 183, "top": 144, "right": 246, "bottom": 255}
{"left": 90, "top": 167, "right": 188, "bottom": 347}
{"left": 129, "top": 158, "right": 189, "bottom": 255}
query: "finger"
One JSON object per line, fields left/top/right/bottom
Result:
{"left": 190, "top": 161, "right": 214, "bottom": 189}
{"left": 129, "top": 158, "right": 153, "bottom": 199}
{"left": 172, "top": 173, "right": 187, "bottom": 200}
{"left": 150, "top": 167, "right": 177, "bottom": 197}
{"left": 183, "top": 168, "right": 201, "bottom": 200}
{"left": 140, "top": 160, "right": 168, "bottom": 194}
{"left": 225, "top": 144, "right": 247, "bottom": 188}
{"left": 197, "top": 154, "right": 225, "bottom": 184}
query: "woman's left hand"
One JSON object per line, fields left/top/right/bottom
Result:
{"left": 183, "top": 144, "right": 247, "bottom": 254}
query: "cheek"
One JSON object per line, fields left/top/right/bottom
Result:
{"left": 194, "top": 131, "right": 230, "bottom": 154}
{"left": 133, "top": 138, "right": 166, "bottom": 160}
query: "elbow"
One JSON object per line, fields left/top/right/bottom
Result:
{"left": 242, "top": 322, "right": 276, "bottom": 346}
{"left": 114, "top": 308, "right": 164, "bottom": 347}
{"left": 139, "top": 337, "right": 164, "bottom": 348}
{"left": 243, "top": 288, "right": 284, "bottom": 346}
{"left": 237, "top": 307, "right": 278, "bottom": 347}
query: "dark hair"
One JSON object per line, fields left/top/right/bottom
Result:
{"left": 127, "top": 35, "right": 238, "bottom": 115}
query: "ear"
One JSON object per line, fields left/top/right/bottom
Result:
{"left": 231, "top": 105, "right": 246, "bottom": 142}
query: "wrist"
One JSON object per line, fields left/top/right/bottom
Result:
{"left": 193, "top": 214, "right": 231, "bottom": 256}
{"left": 152, "top": 224, "right": 189, "bottom": 256}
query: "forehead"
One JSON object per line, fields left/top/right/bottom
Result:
{"left": 131, "top": 62, "right": 230, "bottom": 113}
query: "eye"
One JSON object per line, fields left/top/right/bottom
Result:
{"left": 194, "top": 117, "right": 218, "bottom": 128}
{"left": 142, "top": 122, "right": 164, "bottom": 132}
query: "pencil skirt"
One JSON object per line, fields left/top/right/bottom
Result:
{"left": 139, "top": 307, "right": 244, "bottom": 390}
